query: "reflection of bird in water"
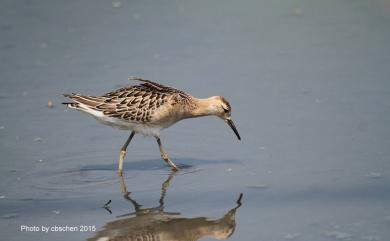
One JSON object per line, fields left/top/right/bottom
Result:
{"left": 88, "top": 173, "right": 243, "bottom": 241}
{"left": 63, "top": 77, "right": 241, "bottom": 175}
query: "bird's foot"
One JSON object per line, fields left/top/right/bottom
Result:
{"left": 161, "top": 154, "right": 179, "bottom": 171}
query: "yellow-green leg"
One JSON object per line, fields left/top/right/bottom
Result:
{"left": 118, "top": 131, "right": 135, "bottom": 176}
{"left": 156, "top": 137, "right": 179, "bottom": 171}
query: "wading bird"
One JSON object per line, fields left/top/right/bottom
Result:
{"left": 63, "top": 77, "right": 240, "bottom": 175}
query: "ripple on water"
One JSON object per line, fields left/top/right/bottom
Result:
{"left": 153, "top": 163, "right": 203, "bottom": 176}
{"left": 10, "top": 150, "right": 202, "bottom": 199}
{"left": 12, "top": 150, "right": 125, "bottom": 199}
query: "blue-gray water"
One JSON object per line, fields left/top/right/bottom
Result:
{"left": 1, "top": 0, "right": 390, "bottom": 240}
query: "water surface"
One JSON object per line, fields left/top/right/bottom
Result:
{"left": 1, "top": 0, "right": 390, "bottom": 240}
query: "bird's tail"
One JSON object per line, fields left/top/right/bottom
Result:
{"left": 62, "top": 93, "right": 80, "bottom": 109}
{"left": 62, "top": 102, "right": 79, "bottom": 108}
{"left": 62, "top": 93, "right": 105, "bottom": 114}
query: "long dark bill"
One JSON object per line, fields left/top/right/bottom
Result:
{"left": 226, "top": 119, "right": 241, "bottom": 140}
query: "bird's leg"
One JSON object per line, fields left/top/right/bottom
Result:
{"left": 155, "top": 137, "right": 179, "bottom": 171}
{"left": 118, "top": 131, "right": 135, "bottom": 176}
{"left": 118, "top": 173, "right": 128, "bottom": 194}
{"left": 159, "top": 172, "right": 175, "bottom": 210}
{"left": 123, "top": 191, "right": 142, "bottom": 212}
{"left": 118, "top": 174, "right": 141, "bottom": 212}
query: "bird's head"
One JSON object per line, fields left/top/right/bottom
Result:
{"left": 209, "top": 96, "right": 241, "bottom": 140}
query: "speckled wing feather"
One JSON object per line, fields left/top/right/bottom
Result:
{"left": 127, "top": 77, "right": 194, "bottom": 107}
{"left": 65, "top": 78, "right": 193, "bottom": 123}
{"left": 101, "top": 85, "right": 170, "bottom": 123}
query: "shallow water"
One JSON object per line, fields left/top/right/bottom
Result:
{"left": 1, "top": 0, "right": 390, "bottom": 240}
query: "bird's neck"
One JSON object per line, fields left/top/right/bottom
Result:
{"left": 188, "top": 97, "right": 217, "bottom": 118}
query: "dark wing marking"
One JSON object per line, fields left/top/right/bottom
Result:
{"left": 100, "top": 85, "right": 170, "bottom": 122}
{"left": 64, "top": 77, "right": 194, "bottom": 123}
{"left": 128, "top": 77, "right": 195, "bottom": 108}
{"left": 128, "top": 76, "right": 192, "bottom": 98}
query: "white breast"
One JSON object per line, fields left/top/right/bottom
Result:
{"left": 77, "top": 104, "right": 163, "bottom": 137}
{"left": 97, "top": 115, "right": 163, "bottom": 137}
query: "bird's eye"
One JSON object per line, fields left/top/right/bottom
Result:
{"left": 223, "top": 108, "right": 229, "bottom": 113}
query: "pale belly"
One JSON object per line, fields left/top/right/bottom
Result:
{"left": 95, "top": 115, "right": 164, "bottom": 136}
{"left": 77, "top": 105, "right": 178, "bottom": 137}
